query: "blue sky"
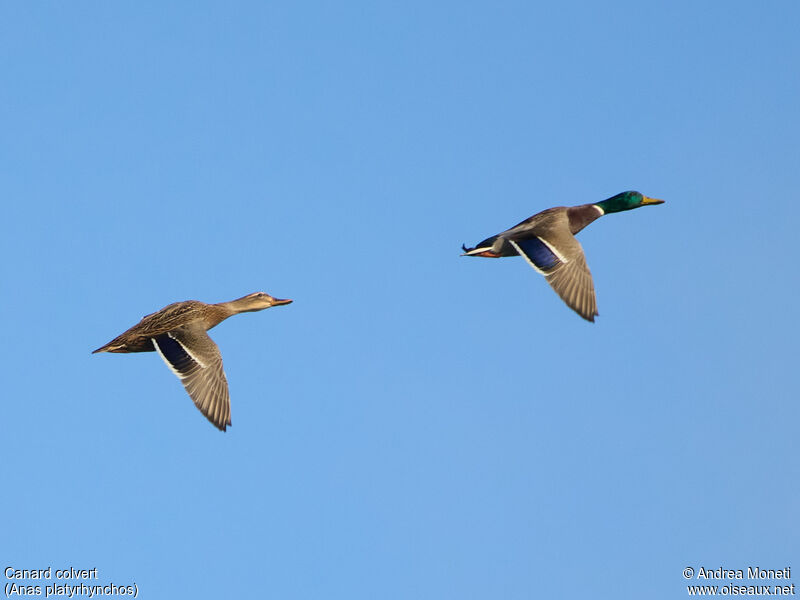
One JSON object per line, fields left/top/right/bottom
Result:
{"left": 2, "top": 1, "right": 798, "bottom": 598}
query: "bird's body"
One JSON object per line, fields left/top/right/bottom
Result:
{"left": 93, "top": 292, "right": 292, "bottom": 431}
{"left": 462, "top": 191, "right": 664, "bottom": 321}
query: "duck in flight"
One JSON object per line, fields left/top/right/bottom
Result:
{"left": 93, "top": 292, "right": 292, "bottom": 430}
{"left": 462, "top": 191, "right": 664, "bottom": 321}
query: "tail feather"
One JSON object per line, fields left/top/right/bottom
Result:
{"left": 92, "top": 343, "right": 119, "bottom": 353}
{"left": 92, "top": 340, "right": 134, "bottom": 353}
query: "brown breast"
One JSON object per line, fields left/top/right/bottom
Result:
{"left": 566, "top": 204, "right": 603, "bottom": 235}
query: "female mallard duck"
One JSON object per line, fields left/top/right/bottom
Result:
{"left": 93, "top": 292, "right": 292, "bottom": 431}
{"left": 462, "top": 191, "right": 664, "bottom": 322}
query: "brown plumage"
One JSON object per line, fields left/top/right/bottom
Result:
{"left": 93, "top": 292, "right": 292, "bottom": 431}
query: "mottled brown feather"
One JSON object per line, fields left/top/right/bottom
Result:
{"left": 93, "top": 292, "right": 292, "bottom": 431}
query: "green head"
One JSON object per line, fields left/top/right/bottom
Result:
{"left": 594, "top": 191, "right": 664, "bottom": 214}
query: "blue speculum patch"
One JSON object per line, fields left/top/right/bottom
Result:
{"left": 515, "top": 237, "right": 560, "bottom": 270}
{"left": 155, "top": 334, "right": 195, "bottom": 374}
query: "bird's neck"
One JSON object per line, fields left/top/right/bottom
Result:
{"left": 204, "top": 303, "right": 238, "bottom": 329}
{"left": 213, "top": 296, "right": 265, "bottom": 319}
{"left": 594, "top": 196, "right": 637, "bottom": 214}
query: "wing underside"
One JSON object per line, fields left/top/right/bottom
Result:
{"left": 509, "top": 237, "right": 598, "bottom": 322}
{"left": 152, "top": 325, "right": 232, "bottom": 431}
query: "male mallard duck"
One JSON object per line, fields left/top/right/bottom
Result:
{"left": 462, "top": 191, "right": 664, "bottom": 322}
{"left": 93, "top": 292, "right": 292, "bottom": 431}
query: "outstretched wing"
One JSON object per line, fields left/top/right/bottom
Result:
{"left": 152, "top": 324, "right": 232, "bottom": 431}
{"left": 508, "top": 237, "right": 598, "bottom": 322}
